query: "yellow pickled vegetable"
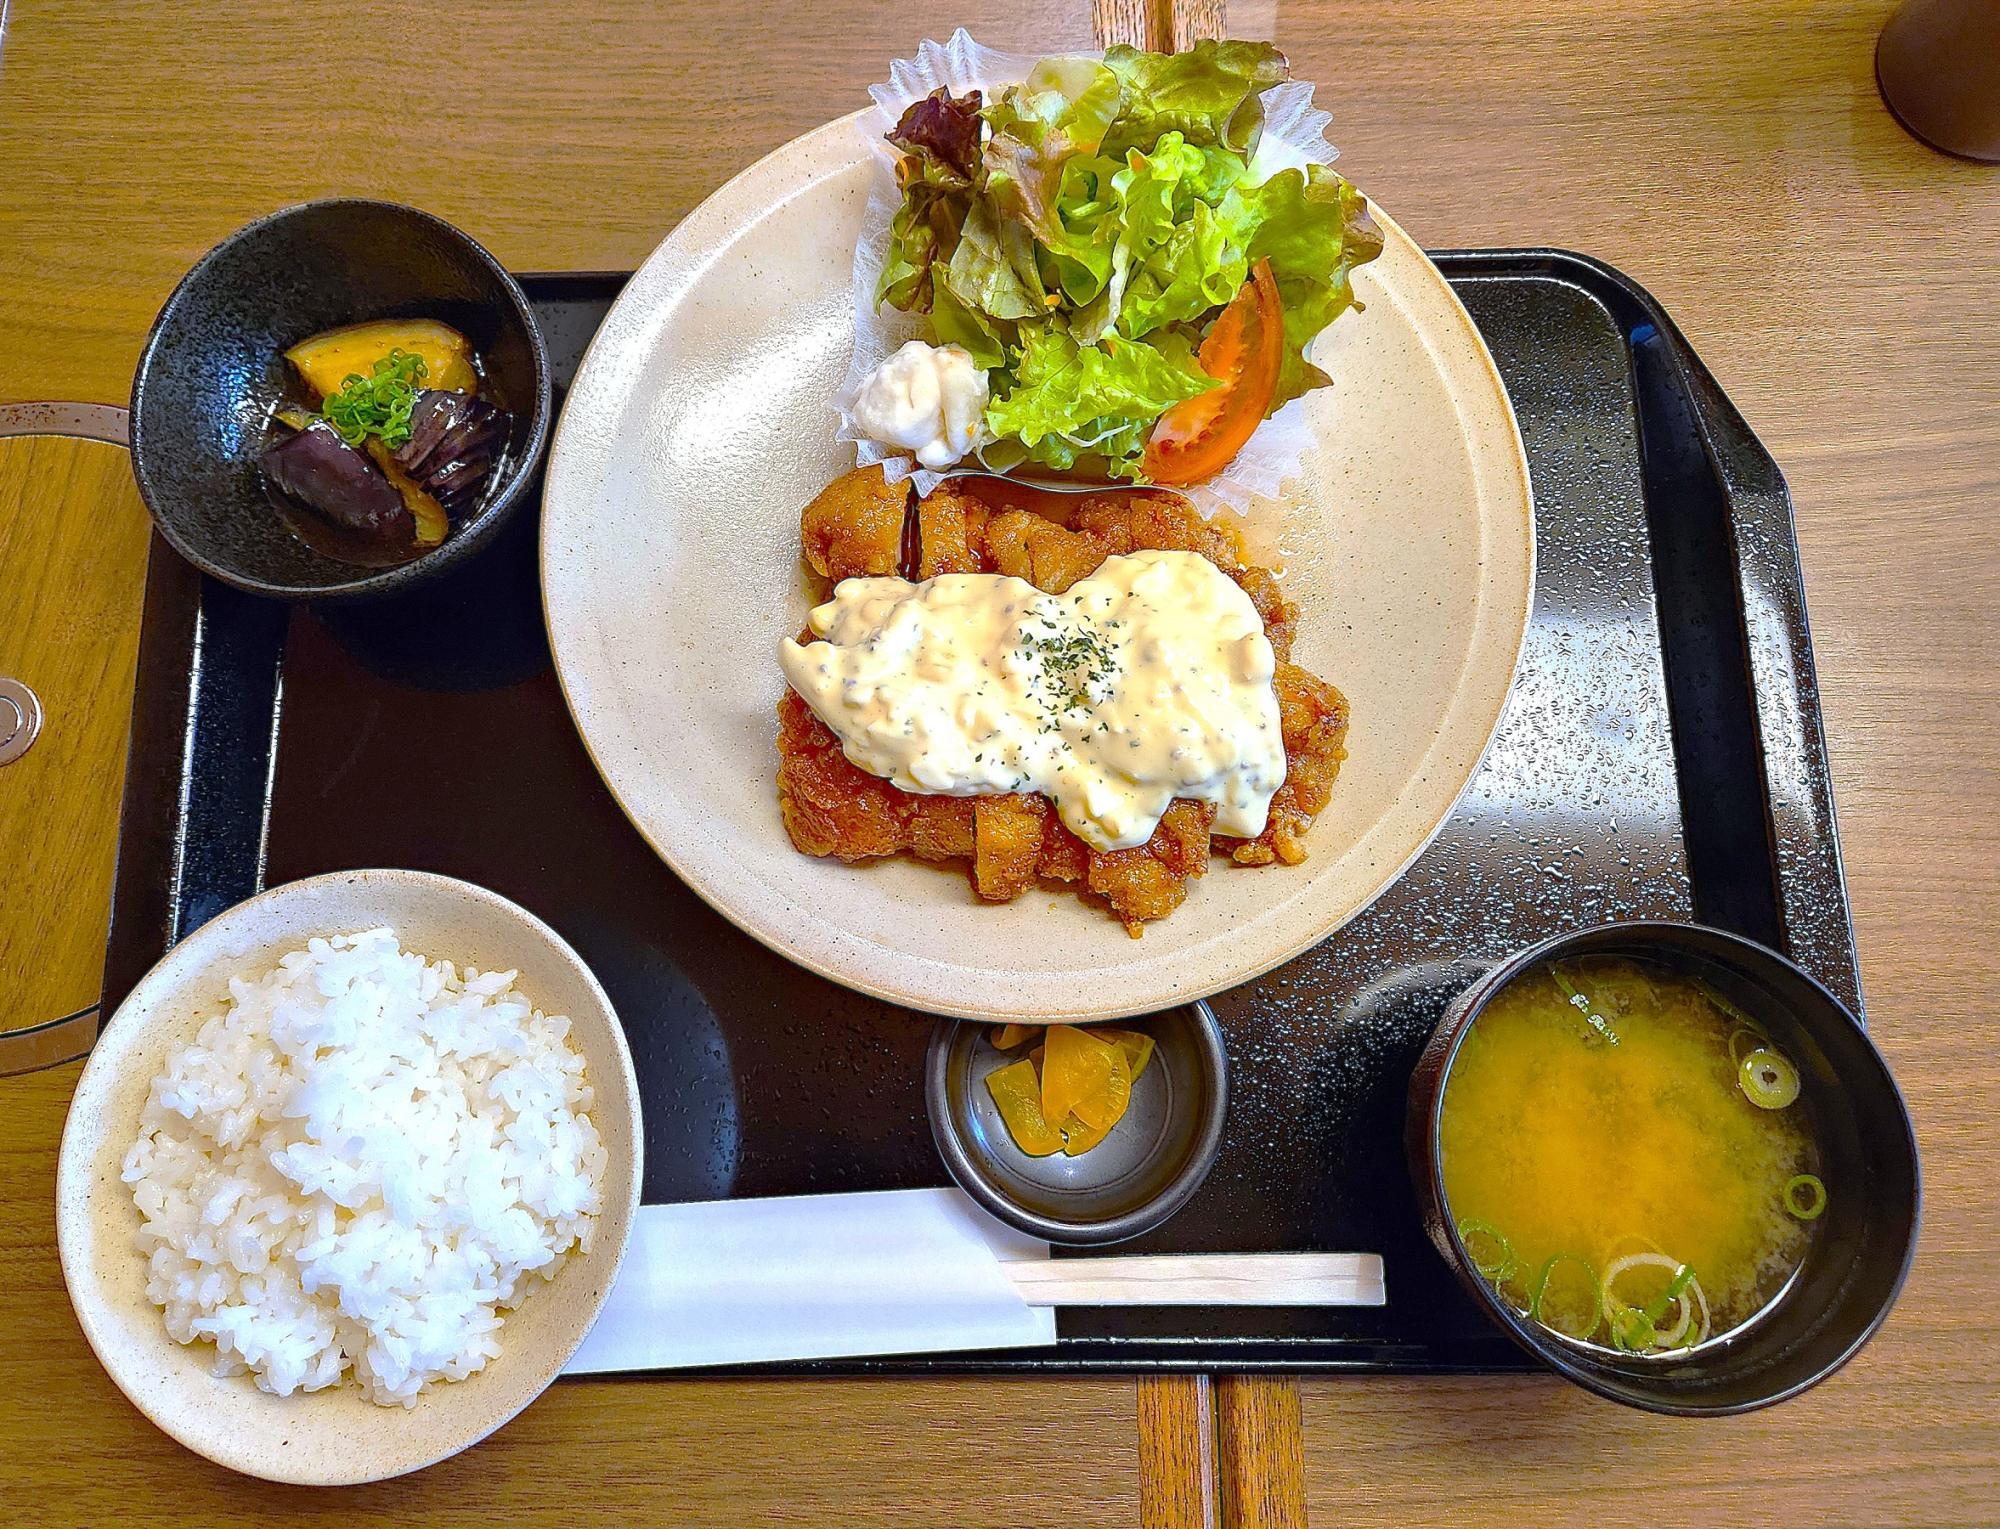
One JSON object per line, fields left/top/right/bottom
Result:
{"left": 989, "top": 1024, "right": 1153, "bottom": 1157}
{"left": 1041, "top": 1024, "right": 1118, "bottom": 1125}
{"left": 1102, "top": 1028, "right": 1156, "bottom": 1084}
{"left": 285, "top": 318, "right": 479, "bottom": 402}
{"left": 1060, "top": 1112, "right": 1113, "bottom": 1156}
{"left": 1070, "top": 1046, "right": 1132, "bottom": 1133}
{"left": 984, "top": 1057, "right": 1064, "bottom": 1156}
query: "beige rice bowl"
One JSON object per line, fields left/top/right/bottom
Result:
{"left": 120, "top": 927, "right": 607, "bottom": 1407}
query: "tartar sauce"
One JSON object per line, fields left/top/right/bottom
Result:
{"left": 848, "top": 340, "right": 989, "bottom": 469}
{"left": 778, "top": 549, "right": 1287, "bottom": 851}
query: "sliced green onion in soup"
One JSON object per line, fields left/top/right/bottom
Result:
{"left": 1547, "top": 963, "right": 1620, "bottom": 1047}
{"left": 1639, "top": 1264, "right": 1701, "bottom": 1347}
{"left": 1668, "top": 1275, "right": 1711, "bottom": 1350}
{"left": 1739, "top": 1047, "right": 1801, "bottom": 1109}
{"left": 1650, "top": 1294, "right": 1696, "bottom": 1348}
{"left": 1707, "top": 976, "right": 1779, "bottom": 1075}
{"left": 1602, "top": 1253, "right": 1711, "bottom": 1353}
{"left": 1456, "top": 1218, "right": 1521, "bottom": 1281}
{"left": 1607, "top": 1304, "right": 1658, "bottom": 1352}
{"left": 1529, "top": 1254, "right": 1602, "bottom": 1342}
{"left": 1642, "top": 1263, "right": 1698, "bottom": 1326}
{"left": 1785, "top": 1173, "right": 1828, "bottom": 1221}
{"left": 1603, "top": 1251, "right": 1681, "bottom": 1305}
{"left": 1695, "top": 978, "right": 1764, "bottom": 1033}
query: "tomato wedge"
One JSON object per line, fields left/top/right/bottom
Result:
{"left": 1141, "top": 257, "right": 1284, "bottom": 486}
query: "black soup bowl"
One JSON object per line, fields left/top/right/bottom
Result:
{"left": 1407, "top": 921, "right": 1919, "bottom": 1415}
{"left": 130, "top": 199, "right": 551, "bottom": 601}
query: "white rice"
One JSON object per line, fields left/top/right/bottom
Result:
{"left": 121, "top": 927, "right": 606, "bottom": 1407}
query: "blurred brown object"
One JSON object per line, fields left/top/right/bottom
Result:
{"left": 1876, "top": 0, "right": 2000, "bottom": 162}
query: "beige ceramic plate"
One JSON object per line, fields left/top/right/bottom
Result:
{"left": 55, "top": 870, "right": 643, "bottom": 1486}
{"left": 542, "top": 116, "right": 1534, "bottom": 1023}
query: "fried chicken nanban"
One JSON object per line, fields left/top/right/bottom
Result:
{"left": 776, "top": 467, "right": 1350, "bottom": 933}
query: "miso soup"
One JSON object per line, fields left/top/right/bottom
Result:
{"left": 1438, "top": 956, "right": 1825, "bottom": 1355}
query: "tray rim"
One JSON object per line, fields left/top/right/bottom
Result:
{"left": 92, "top": 246, "right": 1861, "bottom": 1376}
{"left": 1445, "top": 248, "right": 1861, "bottom": 1020}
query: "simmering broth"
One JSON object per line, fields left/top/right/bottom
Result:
{"left": 1439, "top": 956, "right": 1823, "bottom": 1355}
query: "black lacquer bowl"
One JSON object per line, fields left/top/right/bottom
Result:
{"left": 1407, "top": 921, "right": 1920, "bottom": 1414}
{"left": 130, "top": 199, "right": 551, "bottom": 601}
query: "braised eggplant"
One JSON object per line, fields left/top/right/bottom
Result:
{"left": 263, "top": 317, "right": 510, "bottom": 566}
{"left": 262, "top": 420, "right": 413, "bottom": 545}
{"left": 392, "top": 389, "right": 510, "bottom": 516}
{"left": 364, "top": 437, "right": 450, "bottom": 548}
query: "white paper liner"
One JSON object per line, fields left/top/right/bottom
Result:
{"left": 835, "top": 28, "right": 1343, "bottom": 518}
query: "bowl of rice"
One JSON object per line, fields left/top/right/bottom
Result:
{"left": 55, "top": 869, "right": 642, "bottom": 1485}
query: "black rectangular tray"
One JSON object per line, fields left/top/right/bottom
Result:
{"left": 104, "top": 250, "right": 1859, "bottom": 1374}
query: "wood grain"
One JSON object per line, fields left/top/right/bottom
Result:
{"left": 1170, "top": 0, "right": 1231, "bottom": 48}
{"left": 1139, "top": 1377, "right": 1218, "bottom": 1529}
{"left": 1214, "top": 1377, "right": 1305, "bottom": 1529}
{"left": 0, "top": 0, "right": 1995, "bottom": 1522}
{"left": 1094, "top": 0, "right": 1177, "bottom": 51}
{"left": 0, "top": 436, "right": 152, "bottom": 1038}
{"left": 1091, "top": 0, "right": 1229, "bottom": 54}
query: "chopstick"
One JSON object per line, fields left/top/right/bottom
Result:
{"left": 998, "top": 1252, "right": 1385, "bottom": 1307}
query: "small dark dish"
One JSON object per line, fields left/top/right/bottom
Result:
{"left": 130, "top": 199, "right": 551, "bottom": 600}
{"left": 1408, "top": 921, "right": 1920, "bottom": 1415}
{"left": 928, "top": 1004, "right": 1227, "bottom": 1247}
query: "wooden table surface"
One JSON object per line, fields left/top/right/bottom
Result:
{"left": 2, "top": 0, "right": 1996, "bottom": 1522}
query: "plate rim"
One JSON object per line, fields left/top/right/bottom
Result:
{"left": 540, "top": 111, "right": 1536, "bottom": 1023}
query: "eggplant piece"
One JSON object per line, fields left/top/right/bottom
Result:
{"left": 364, "top": 437, "right": 449, "bottom": 549}
{"left": 392, "top": 389, "right": 511, "bottom": 517}
{"left": 262, "top": 420, "right": 412, "bottom": 544}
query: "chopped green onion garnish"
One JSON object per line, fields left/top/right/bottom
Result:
{"left": 320, "top": 348, "right": 427, "bottom": 449}
{"left": 1529, "top": 1253, "right": 1601, "bottom": 1342}
{"left": 1456, "top": 1218, "right": 1520, "bottom": 1281}
{"left": 1785, "top": 1173, "right": 1827, "bottom": 1221}
{"left": 1738, "top": 1046, "right": 1801, "bottom": 1109}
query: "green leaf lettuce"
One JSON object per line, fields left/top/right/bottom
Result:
{"left": 873, "top": 42, "right": 1382, "bottom": 479}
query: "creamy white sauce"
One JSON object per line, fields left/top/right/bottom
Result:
{"left": 779, "top": 549, "right": 1286, "bottom": 852}
{"left": 848, "top": 340, "right": 989, "bottom": 469}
